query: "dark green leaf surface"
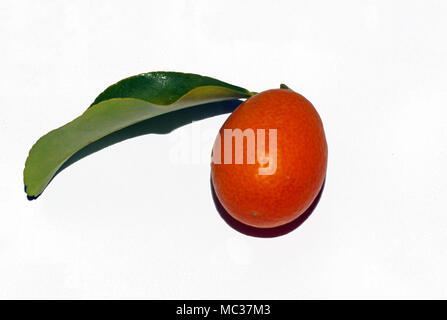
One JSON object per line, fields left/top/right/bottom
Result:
{"left": 24, "top": 72, "right": 253, "bottom": 199}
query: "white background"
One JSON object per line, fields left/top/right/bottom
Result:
{"left": 1, "top": 0, "right": 446, "bottom": 299}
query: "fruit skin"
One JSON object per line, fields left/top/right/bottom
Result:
{"left": 211, "top": 89, "right": 327, "bottom": 228}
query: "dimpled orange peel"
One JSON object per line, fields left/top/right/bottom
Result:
{"left": 211, "top": 88, "right": 327, "bottom": 228}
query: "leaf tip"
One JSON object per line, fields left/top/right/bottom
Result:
{"left": 24, "top": 185, "right": 40, "bottom": 201}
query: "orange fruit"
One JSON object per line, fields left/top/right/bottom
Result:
{"left": 211, "top": 88, "right": 327, "bottom": 228}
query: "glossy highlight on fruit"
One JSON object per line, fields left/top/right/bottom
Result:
{"left": 211, "top": 88, "right": 327, "bottom": 228}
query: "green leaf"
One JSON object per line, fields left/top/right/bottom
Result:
{"left": 24, "top": 71, "right": 254, "bottom": 200}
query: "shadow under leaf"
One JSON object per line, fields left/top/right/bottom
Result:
{"left": 31, "top": 99, "right": 242, "bottom": 200}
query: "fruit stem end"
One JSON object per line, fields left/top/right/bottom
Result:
{"left": 280, "top": 83, "right": 292, "bottom": 90}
